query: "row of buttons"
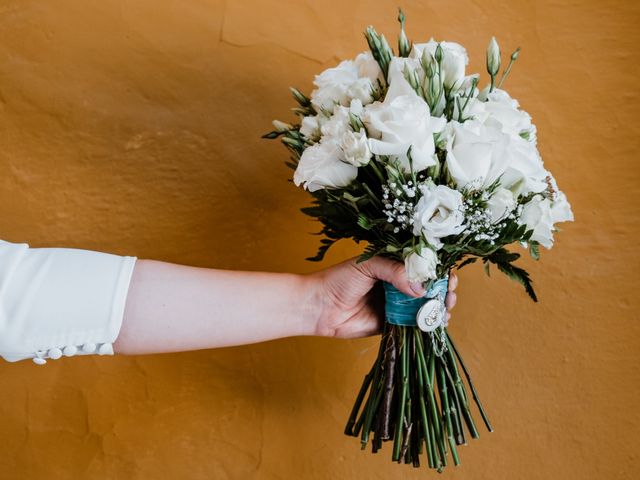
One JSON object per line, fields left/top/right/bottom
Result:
{"left": 32, "top": 342, "right": 114, "bottom": 364}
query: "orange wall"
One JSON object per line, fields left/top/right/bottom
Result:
{"left": 0, "top": 1, "right": 638, "bottom": 479}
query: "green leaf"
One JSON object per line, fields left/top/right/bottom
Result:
{"left": 306, "top": 238, "right": 337, "bottom": 262}
{"left": 357, "top": 214, "right": 373, "bottom": 230}
{"left": 262, "top": 130, "right": 282, "bottom": 139}
{"left": 493, "top": 259, "right": 537, "bottom": 302}
{"left": 458, "top": 257, "right": 478, "bottom": 269}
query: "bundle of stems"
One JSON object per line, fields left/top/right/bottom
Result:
{"left": 344, "top": 323, "right": 492, "bottom": 471}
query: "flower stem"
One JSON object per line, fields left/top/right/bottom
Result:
{"left": 392, "top": 327, "right": 409, "bottom": 461}
{"left": 447, "top": 333, "right": 493, "bottom": 432}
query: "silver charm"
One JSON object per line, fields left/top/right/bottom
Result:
{"left": 416, "top": 298, "right": 444, "bottom": 332}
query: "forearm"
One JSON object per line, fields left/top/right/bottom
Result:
{"left": 114, "top": 259, "right": 321, "bottom": 355}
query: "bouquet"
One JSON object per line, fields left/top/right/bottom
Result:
{"left": 265, "top": 10, "right": 573, "bottom": 471}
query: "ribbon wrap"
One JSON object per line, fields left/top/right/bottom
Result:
{"left": 383, "top": 277, "right": 449, "bottom": 326}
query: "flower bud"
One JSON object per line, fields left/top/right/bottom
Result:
{"left": 486, "top": 36, "right": 501, "bottom": 76}
{"left": 272, "top": 120, "right": 293, "bottom": 132}
{"left": 397, "top": 8, "right": 411, "bottom": 57}
{"left": 435, "top": 43, "right": 444, "bottom": 63}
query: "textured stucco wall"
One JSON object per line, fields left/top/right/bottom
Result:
{"left": 0, "top": 1, "right": 638, "bottom": 479}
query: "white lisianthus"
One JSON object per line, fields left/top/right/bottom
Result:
{"left": 319, "top": 100, "right": 365, "bottom": 143}
{"left": 310, "top": 52, "right": 382, "bottom": 111}
{"left": 300, "top": 114, "right": 327, "bottom": 141}
{"left": 341, "top": 130, "right": 371, "bottom": 166}
{"left": 410, "top": 39, "right": 469, "bottom": 90}
{"left": 483, "top": 88, "right": 537, "bottom": 142}
{"left": 320, "top": 105, "right": 351, "bottom": 140}
{"left": 413, "top": 182, "right": 465, "bottom": 249}
{"left": 365, "top": 87, "right": 446, "bottom": 173}
{"left": 487, "top": 187, "right": 516, "bottom": 223}
{"left": 405, "top": 246, "right": 439, "bottom": 283}
{"left": 499, "top": 137, "right": 548, "bottom": 195}
{"left": 293, "top": 141, "right": 357, "bottom": 192}
{"left": 354, "top": 51, "right": 383, "bottom": 85}
{"left": 444, "top": 120, "right": 511, "bottom": 191}
{"left": 519, "top": 191, "right": 574, "bottom": 249}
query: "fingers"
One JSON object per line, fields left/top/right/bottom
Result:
{"left": 445, "top": 291, "right": 457, "bottom": 310}
{"left": 354, "top": 256, "right": 422, "bottom": 298}
{"left": 448, "top": 271, "right": 458, "bottom": 292}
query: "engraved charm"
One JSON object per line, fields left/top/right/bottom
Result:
{"left": 416, "top": 298, "right": 444, "bottom": 332}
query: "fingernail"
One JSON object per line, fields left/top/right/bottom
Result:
{"left": 409, "top": 281, "right": 425, "bottom": 296}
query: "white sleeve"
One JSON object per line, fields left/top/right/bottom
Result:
{"left": 0, "top": 239, "right": 137, "bottom": 364}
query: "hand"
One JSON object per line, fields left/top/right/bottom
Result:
{"left": 310, "top": 257, "right": 459, "bottom": 339}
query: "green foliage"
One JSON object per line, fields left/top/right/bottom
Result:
{"left": 485, "top": 248, "right": 538, "bottom": 302}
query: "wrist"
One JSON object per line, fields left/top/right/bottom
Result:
{"left": 294, "top": 272, "right": 327, "bottom": 337}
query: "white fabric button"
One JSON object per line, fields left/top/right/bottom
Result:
{"left": 33, "top": 357, "right": 47, "bottom": 365}
{"left": 82, "top": 342, "right": 97, "bottom": 353}
{"left": 97, "top": 343, "right": 113, "bottom": 355}
{"left": 48, "top": 347, "right": 63, "bottom": 359}
{"left": 63, "top": 345, "right": 78, "bottom": 356}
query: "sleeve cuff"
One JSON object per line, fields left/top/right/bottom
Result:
{"left": 0, "top": 240, "right": 137, "bottom": 364}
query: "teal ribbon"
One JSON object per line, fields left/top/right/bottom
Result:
{"left": 383, "top": 277, "right": 449, "bottom": 326}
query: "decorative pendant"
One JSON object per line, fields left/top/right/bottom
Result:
{"left": 416, "top": 298, "right": 444, "bottom": 332}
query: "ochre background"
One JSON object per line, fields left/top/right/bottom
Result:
{"left": 0, "top": 1, "right": 638, "bottom": 479}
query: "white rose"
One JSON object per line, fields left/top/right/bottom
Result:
{"left": 487, "top": 187, "right": 516, "bottom": 223}
{"left": 519, "top": 191, "right": 573, "bottom": 249}
{"left": 444, "top": 120, "right": 511, "bottom": 191}
{"left": 341, "top": 130, "right": 371, "bottom": 167}
{"left": 365, "top": 89, "right": 446, "bottom": 173}
{"left": 405, "top": 247, "right": 439, "bottom": 283}
{"left": 293, "top": 141, "right": 357, "bottom": 192}
{"left": 410, "top": 39, "right": 469, "bottom": 90}
{"left": 413, "top": 183, "right": 465, "bottom": 249}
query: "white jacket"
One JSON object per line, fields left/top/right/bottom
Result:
{"left": 0, "top": 239, "right": 136, "bottom": 364}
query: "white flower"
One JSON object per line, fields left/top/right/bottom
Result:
{"left": 300, "top": 115, "right": 325, "bottom": 141}
{"left": 364, "top": 87, "right": 446, "bottom": 173}
{"left": 293, "top": 141, "right": 357, "bottom": 192}
{"left": 320, "top": 105, "right": 350, "bottom": 140}
{"left": 444, "top": 120, "right": 511, "bottom": 190}
{"left": 410, "top": 39, "right": 469, "bottom": 90}
{"left": 487, "top": 187, "right": 516, "bottom": 223}
{"left": 405, "top": 247, "right": 439, "bottom": 283}
{"left": 341, "top": 130, "right": 371, "bottom": 166}
{"left": 519, "top": 191, "right": 574, "bottom": 249}
{"left": 310, "top": 52, "right": 382, "bottom": 111}
{"left": 486, "top": 37, "right": 501, "bottom": 75}
{"left": 319, "top": 100, "right": 365, "bottom": 143}
{"left": 483, "top": 89, "right": 536, "bottom": 142}
{"left": 413, "top": 182, "right": 465, "bottom": 249}
{"left": 499, "top": 137, "right": 549, "bottom": 195}
{"left": 354, "top": 51, "right": 383, "bottom": 85}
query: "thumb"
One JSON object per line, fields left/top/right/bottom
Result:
{"left": 354, "top": 256, "right": 424, "bottom": 298}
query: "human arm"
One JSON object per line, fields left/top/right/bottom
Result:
{"left": 114, "top": 257, "right": 458, "bottom": 354}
